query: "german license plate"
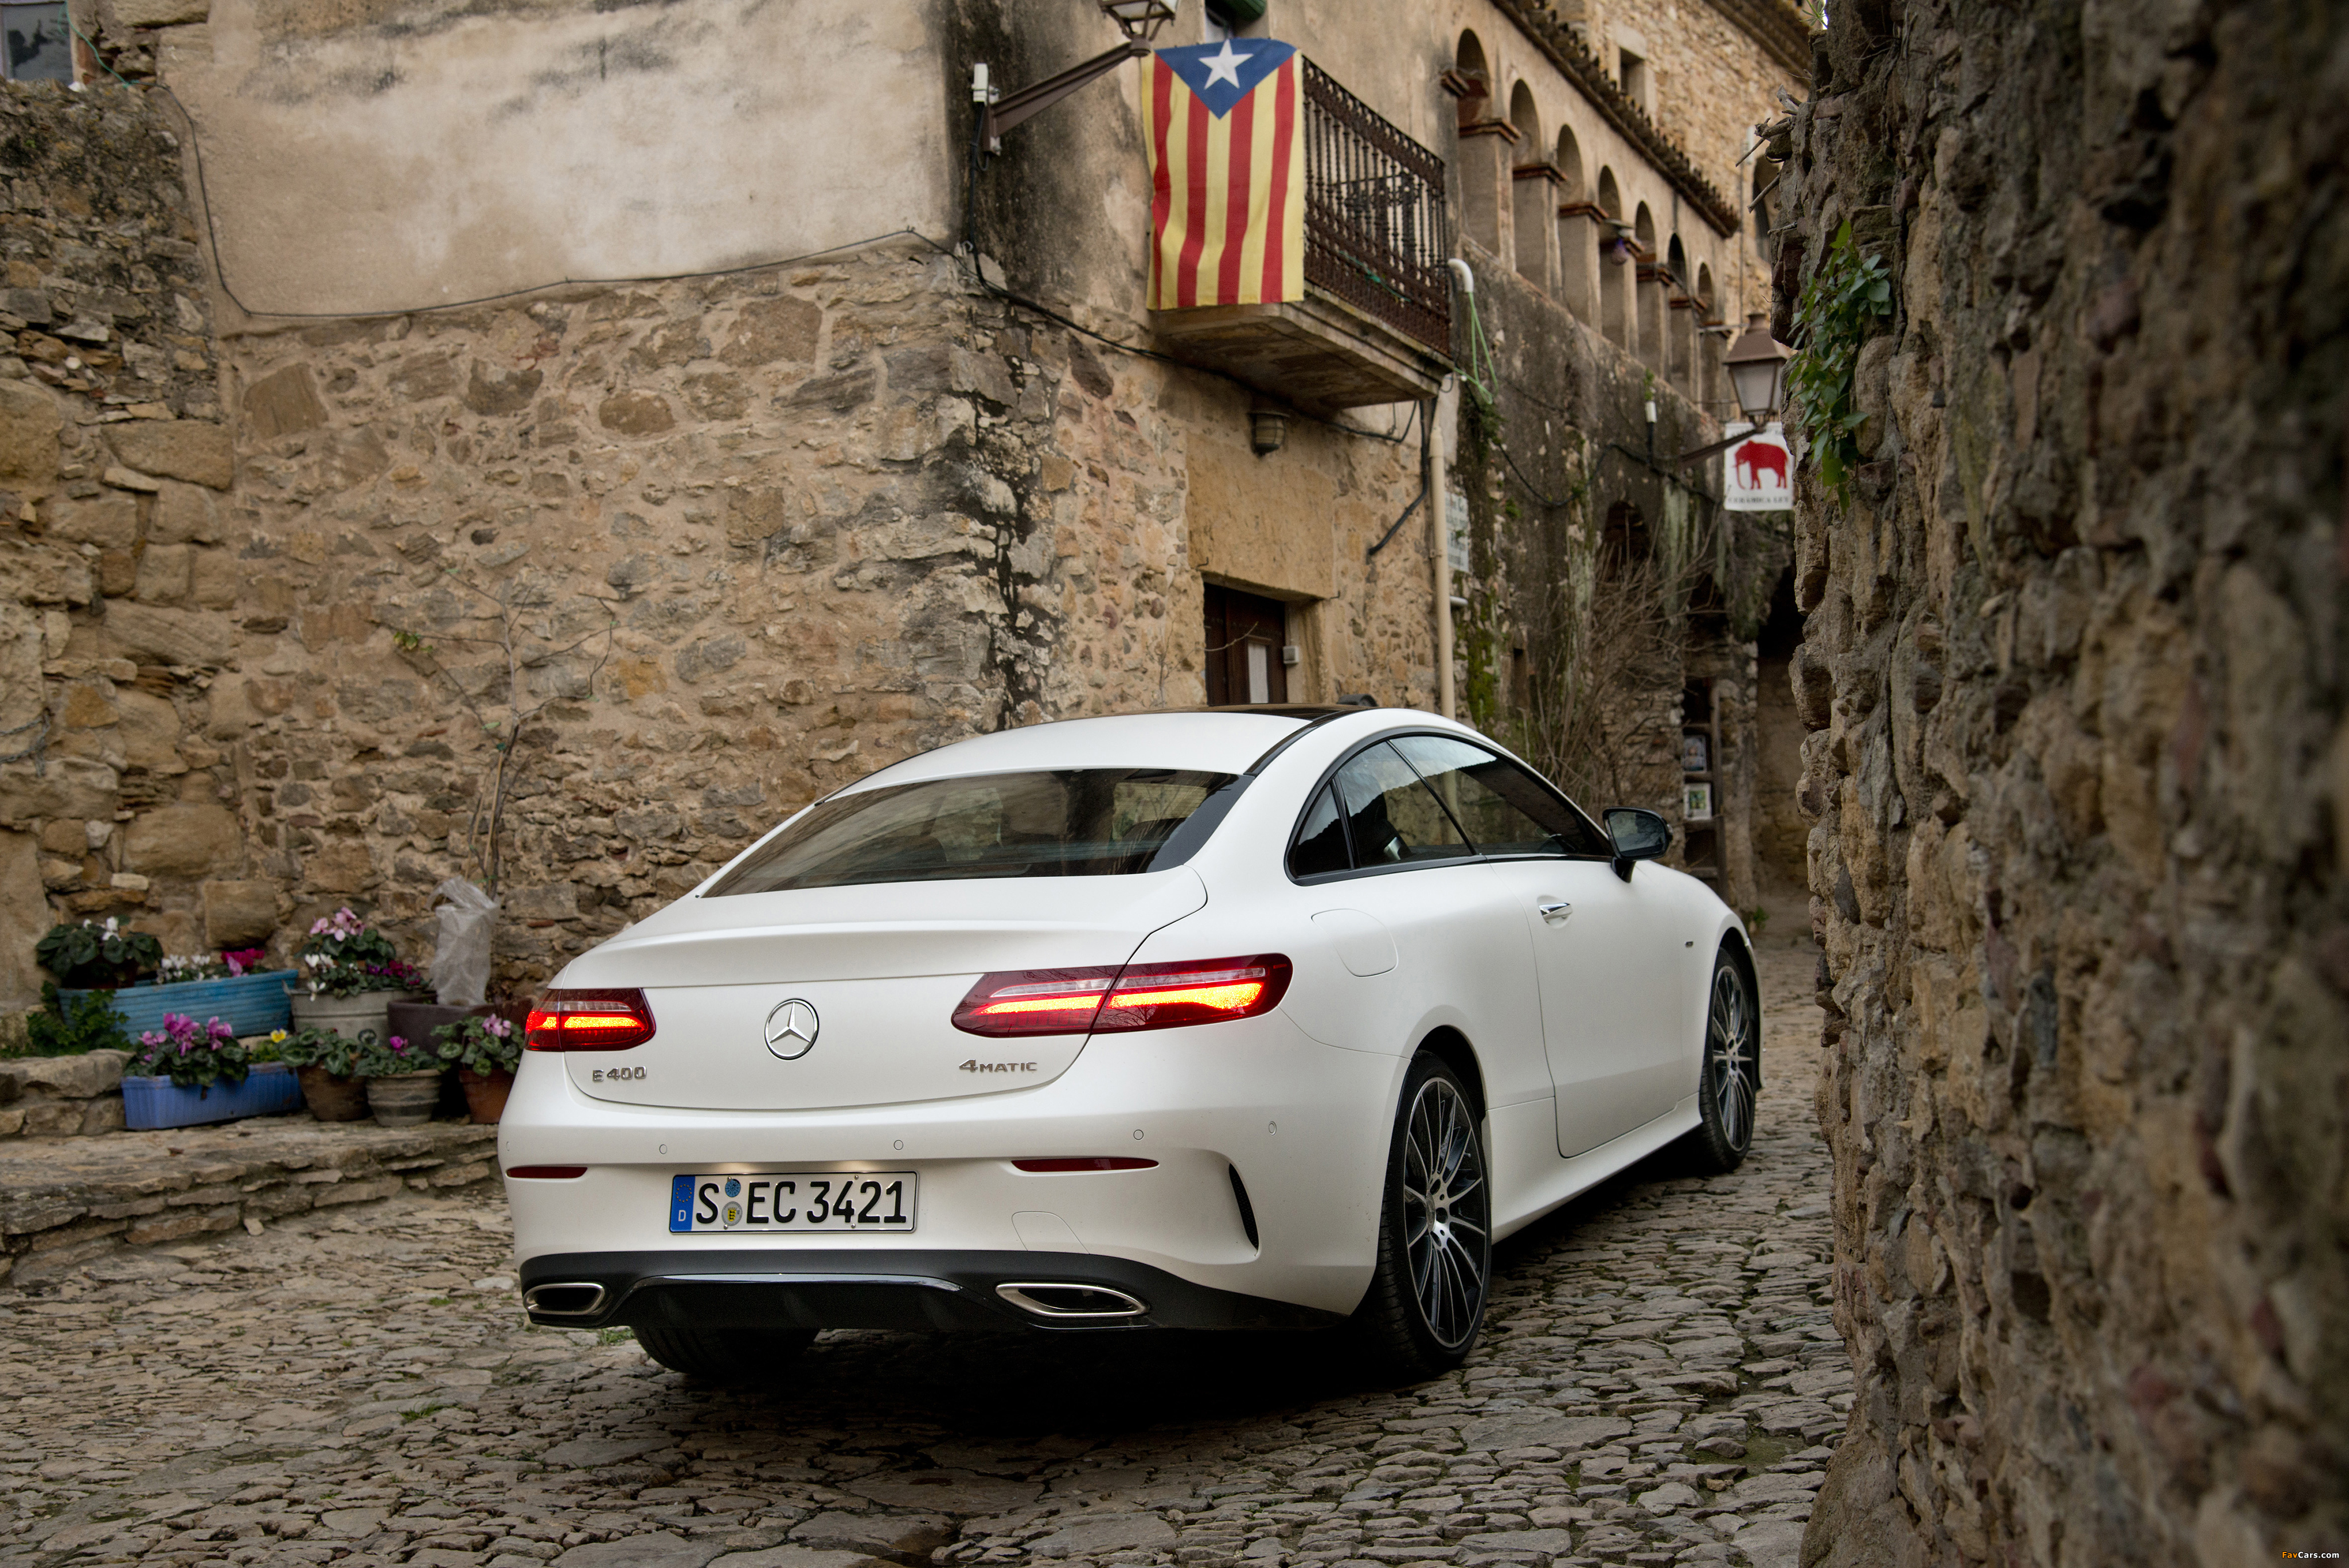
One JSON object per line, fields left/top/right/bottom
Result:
{"left": 668, "top": 1172, "right": 916, "bottom": 1234}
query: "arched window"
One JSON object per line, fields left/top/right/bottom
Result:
{"left": 1508, "top": 82, "right": 1548, "bottom": 286}
{"left": 1665, "top": 235, "right": 1693, "bottom": 388}
{"left": 1596, "top": 167, "right": 1626, "bottom": 348}
{"left": 1453, "top": 32, "right": 1501, "bottom": 255}
{"left": 1633, "top": 203, "right": 1661, "bottom": 368}
{"left": 1696, "top": 263, "right": 1720, "bottom": 409}
{"left": 1554, "top": 127, "right": 1584, "bottom": 200}
{"left": 1554, "top": 126, "right": 1593, "bottom": 323}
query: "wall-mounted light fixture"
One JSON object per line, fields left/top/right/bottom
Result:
{"left": 1601, "top": 219, "right": 1637, "bottom": 266}
{"left": 976, "top": 1, "right": 1181, "bottom": 155}
{"left": 1250, "top": 407, "right": 1290, "bottom": 456}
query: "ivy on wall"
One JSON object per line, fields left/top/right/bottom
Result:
{"left": 1787, "top": 219, "right": 1893, "bottom": 501}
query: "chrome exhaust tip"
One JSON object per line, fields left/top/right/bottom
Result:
{"left": 996, "top": 1282, "right": 1148, "bottom": 1319}
{"left": 522, "top": 1282, "right": 607, "bottom": 1317}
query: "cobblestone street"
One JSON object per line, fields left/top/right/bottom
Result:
{"left": 1, "top": 918, "right": 1841, "bottom": 1568}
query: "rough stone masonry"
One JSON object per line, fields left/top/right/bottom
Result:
{"left": 1776, "top": 0, "right": 2348, "bottom": 1562}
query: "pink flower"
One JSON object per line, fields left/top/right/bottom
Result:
{"left": 484, "top": 1017, "right": 512, "bottom": 1038}
{"left": 389, "top": 1036, "right": 407, "bottom": 1051}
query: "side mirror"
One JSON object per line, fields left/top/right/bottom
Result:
{"left": 1602, "top": 808, "right": 1671, "bottom": 882}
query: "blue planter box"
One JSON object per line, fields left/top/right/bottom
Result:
{"left": 61, "top": 970, "right": 301, "bottom": 1043}
{"left": 122, "top": 1062, "right": 304, "bottom": 1130}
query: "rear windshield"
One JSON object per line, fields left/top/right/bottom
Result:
{"left": 705, "top": 769, "right": 1238, "bottom": 895}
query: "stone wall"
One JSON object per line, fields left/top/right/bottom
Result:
{"left": 206, "top": 255, "right": 1429, "bottom": 991}
{"left": 0, "top": 79, "right": 231, "bottom": 1011}
{"left": 1780, "top": 0, "right": 2349, "bottom": 1560}
{"left": 1445, "top": 237, "right": 1780, "bottom": 915}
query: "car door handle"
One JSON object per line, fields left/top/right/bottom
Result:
{"left": 1537, "top": 900, "right": 1573, "bottom": 925}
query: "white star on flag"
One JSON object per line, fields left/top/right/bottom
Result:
{"left": 1200, "top": 39, "right": 1251, "bottom": 88}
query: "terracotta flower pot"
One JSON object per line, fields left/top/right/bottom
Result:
{"left": 458, "top": 1066, "right": 514, "bottom": 1124}
{"left": 367, "top": 1070, "right": 445, "bottom": 1127}
{"left": 296, "top": 1065, "right": 369, "bottom": 1122}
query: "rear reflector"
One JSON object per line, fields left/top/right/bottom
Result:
{"left": 526, "top": 989, "right": 655, "bottom": 1051}
{"left": 954, "top": 955, "right": 1291, "bottom": 1038}
{"left": 1012, "top": 1157, "right": 1159, "bottom": 1172}
{"left": 504, "top": 1165, "right": 587, "bottom": 1180}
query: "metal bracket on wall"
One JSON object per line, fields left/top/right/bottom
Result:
{"left": 977, "top": 41, "right": 1152, "bottom": 155}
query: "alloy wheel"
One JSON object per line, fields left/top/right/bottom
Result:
{"left": 1708, "top": 964, "right": 1757, "bottom": 1152}
{"left": 1400, "top": 1075, "right": 1489, "bottom": 1348}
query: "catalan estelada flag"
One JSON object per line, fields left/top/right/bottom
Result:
{"left": 1144, "top": 38, "right": 1305, "bottom": 310}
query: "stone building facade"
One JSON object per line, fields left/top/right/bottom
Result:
{"left": 1, "top": 0, "right": 1805, "bottom": 1017}
{"left": 1775, "top": 0, "right": 2349, "bottom": 1560}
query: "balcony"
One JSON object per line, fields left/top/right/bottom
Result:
{"left": 1150, "top": 58, "right": 1453, "bottom": 412}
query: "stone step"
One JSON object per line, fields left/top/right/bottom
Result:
{"left": 0, "top": 1111, "right": 500, "bottom": 1284}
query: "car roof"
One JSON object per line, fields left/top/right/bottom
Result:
{"left": 838, "top": 707, "right": 1414, "bottom": 792}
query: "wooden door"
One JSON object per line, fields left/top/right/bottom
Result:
{"left": 1204, "top": 584, "right": 1288, "bottom": 706}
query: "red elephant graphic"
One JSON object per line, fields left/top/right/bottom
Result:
{"left": 1734, "top": 438, "right": 1789, "bottom": 492}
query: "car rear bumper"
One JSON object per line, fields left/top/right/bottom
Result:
{"left": 518, "top": 1247, "right": 1347, "bottom": 1333}
{"left": 498, "top": 1009, "right": 1403, "bottom": 1318}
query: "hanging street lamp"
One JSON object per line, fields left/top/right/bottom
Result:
{"left": 1672, "top": 310, "right": 1796, "bottom": 470}
{"left": 1723, "top": 311, "right": 1795, "bottom": 423}
{"left": 975, "top": 1, "right": 1181, "bottom": 155}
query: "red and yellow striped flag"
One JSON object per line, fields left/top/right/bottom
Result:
{"left": 1144, "top": 39, "right": 1305, "bottom": 309}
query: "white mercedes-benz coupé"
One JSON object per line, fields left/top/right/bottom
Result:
{"left": 501, "top": 705, "right": 1759, "bottom": 1379}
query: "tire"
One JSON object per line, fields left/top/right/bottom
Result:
{"left": 1688, "top": 946, "right": 1759, "bottom": 1173}
{"left": 1351, "top": 1052, "right": 1492, "bottom": 1379}
{"left": 633, "top": 1321, "right": 817, "bottom": 1383}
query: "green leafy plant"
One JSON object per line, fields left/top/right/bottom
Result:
{"left": 297, "top": 907, "right": 424, "bottom": 997}
{"left": 269, "top": 1025, "right": 368, "bottom": 1078}
{"left": 35, "top": 918, "right": 163, "bottom": 989}
{"left": 1786, "top": 219, "right": 1893, "bottom": 502}
{"left": 430, "top": 1014, "right": 520, "bottom": 1077}
{"left": 128, "top": 1013, "right": 251, "bottom": 1091}
{"left": 356, "top": 1031, "right": 438, "bottom": 1079}
{"left": 19, "top": 985, "right": 130, "bottom": 1057}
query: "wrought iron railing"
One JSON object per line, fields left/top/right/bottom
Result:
{"left": 1301, "top": 58, "right": 1452, "bottom": 358}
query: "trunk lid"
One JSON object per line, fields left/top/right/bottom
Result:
{"left": 553, "top": 870, "right": 1207, "bottom": 1111}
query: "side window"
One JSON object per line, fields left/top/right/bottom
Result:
{"left": 1289, "top": 783, "right": 1351, "bottom": 878}
{"left": 1390, "top": 735, "right": 1609, "bottom": 857}
{"left": 1333, "top": 743, "right": 1472, "bottom": 867}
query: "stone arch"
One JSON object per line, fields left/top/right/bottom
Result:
{"left": 1633, "top": 202, "right": 1661, "bottom": 368}
{"left": 1596, "top": 167, "right": 1627, "bottom": 346}
{"left": 1508, "top": 81, "right": 1549, "bottom": 286}
{"left": 1455, "top": 31, "right": 1501, "bottom": 255}
{"left": 1665, "top": 235, "right": 1693, "bottom": 388}
{"left": 1554, "top": 125, "right": 1583, "bottom": 198}
{"left": 1696, "top": 262, "right": 1722, "bottom": 408}
{"left": 1554, "top": 124, "right": 1592, "bottom": 322}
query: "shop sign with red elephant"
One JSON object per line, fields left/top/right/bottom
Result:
{"left": 1723, "top": 422, "right": 1792, "bottom": 512}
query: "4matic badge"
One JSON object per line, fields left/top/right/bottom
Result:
{"left": 959, "top": 1059, "right": 1039, "bottom": 1074}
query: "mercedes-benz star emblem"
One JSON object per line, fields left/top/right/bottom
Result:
{"left": 763, "top": 999, "right": 820, "bottom": 1061}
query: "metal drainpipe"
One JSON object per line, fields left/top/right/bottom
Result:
{"left": 1430, "top": 383, "right": 1456, "bottom": 720}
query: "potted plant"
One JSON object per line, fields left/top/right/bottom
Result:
{"left": 36, "top": 918, "right": 158, "bottom": 1052}
{"left": 289, "top": 907, "right": 428, "bottom": 1049}
{"left": 430, "top": 1013, "right": 520, "bottom": 1123}
{"left": 270, "top": 1025, "right": 370, "bottom": 1122}
{"left": 121, "top": 1013, "right": 303, "bottom": 1131}
{"left": 92, "top": 947, "right": 303, "bottom": 1041}
{"left": 357, "top": 1031, "right": 443, "bottom": 1128}
{"left": 37, "top": 917, "right": 163, "bottom": 989}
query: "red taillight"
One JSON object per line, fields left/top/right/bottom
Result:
{"left": 504, "top": 1165, "right": 586, "bottom": 1179}
{"left": 953, "top": 955, "right": 1290, "bottom": 1038}
{"left": 1012, "top": 1157, "right": 1158, "bottom": 1172}
{"left": 525, "top": 989, "right": 656, "bottom": 1051}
